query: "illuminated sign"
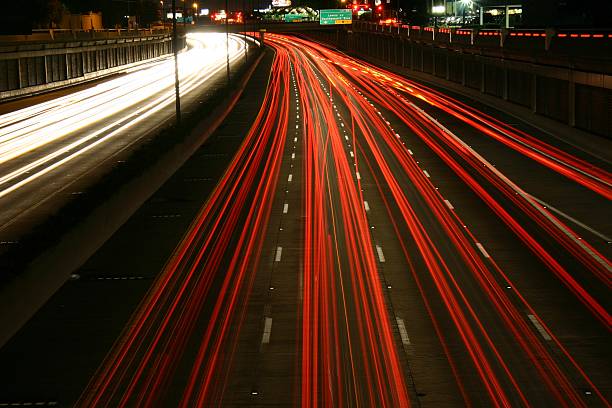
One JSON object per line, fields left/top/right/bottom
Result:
{"left": 200, "top": 8, "right": 209, "bottom": 15}
{"left": 272, "top": 0, "right": 292, "bottom": 7}
{"left": 319, "top": 9, "right": 352, "bottom": 25}
{"left": 285, "top": 14, "right": 305, "bottom": 22}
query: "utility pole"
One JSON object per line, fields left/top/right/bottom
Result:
{"left": 226, "top": 0, "right": 230, "bottom": 86}
{"left": 243, "top": 0, "right": 248, "bottom": 64}
{"left": 172, "top": 0, "right": 181, "bottom": 123}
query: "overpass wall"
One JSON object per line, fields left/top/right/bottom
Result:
{"left": 0, "top": 30, "right": 182, "bottom": 100}
{"left": 308, "top": 24, "right": 612, "bottom": 138}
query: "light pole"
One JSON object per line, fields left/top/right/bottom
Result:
{"left": 192, "top": 2, "right": 198, "bottom": 25}
{"left": 172, "top": 0, "right": 181, "bottom": 123}
{"left": 432, "top": 4, "right": 444, "bottom": 27}
{"left": 243, "top": 0, "right": 248, "bottom": 64}
{"left": 460, "top": 0, "right": 472, "bottom": 26}
{"left": 226, "top": 0, "right": 230, "bottom": 87}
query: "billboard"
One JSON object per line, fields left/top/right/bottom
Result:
{"left": 319, "top": 9, "right": 352, "bottom": 25}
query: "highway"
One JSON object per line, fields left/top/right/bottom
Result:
{"left": 0, "top": 33, "right": 251, "bottom": 240}
{"left": 70, "top": 35, "right": 611, "bottom": 406}
{"left": 0, "top": 34, "right": 610, "bottom": 407}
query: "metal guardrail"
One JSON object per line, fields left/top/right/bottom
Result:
{"left": 353, "top": 21, "right": 612, "bottom": 52}
{"left": 0, "top": 28, "right": 171, "bottom": 44}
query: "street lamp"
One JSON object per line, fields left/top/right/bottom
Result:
{"left": 461, "top": 0, "right": 472, "bottom": 26}
{"left": 192, "top": 2, "right": 198, "bottom": 24}
{"left": 432, "top": 4, "right": 444, "bottom": 27}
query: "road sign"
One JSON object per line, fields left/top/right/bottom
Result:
{"left": 285, "top": 14, "right": 305, "bottom": 23}
{"left": 319, "top": 9, "right": 352, "bottom": 25}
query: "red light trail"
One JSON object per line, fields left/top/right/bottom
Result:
{"left": 76, "top": 34, "right": 610, "bottom": 407}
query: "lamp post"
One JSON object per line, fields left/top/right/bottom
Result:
{"left": 172, "top": 0, "right": 181, "bottom": 123}
{"left": 460, "top": 0, "right": 472, "bottom": 26}
{"left": 192, "top": 2, "right": 198, "bottom": 24}
{"left": 432, "top": 4, "right": 444, "bottom": 27}
{"left": 226, "top": 0, "right": 230, "bottom": 87}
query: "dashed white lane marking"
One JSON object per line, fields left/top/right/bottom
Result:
{"left": 288, "top": 174, "right": 293, "bottom": 182}
{"left": 275, "top": 246, "right": 283, "bottom": 262}
{"left": 294, "top": 137, "right": 298, "bottom": 143}
{"left": 396, "top": 317, "right": 411, "bottom": 345}
{"left": 528, "top": 315, "right": 552, "bottom": 341}
{"left": 476, "top": 243, "right": 490, "bottom": 258}
{"left": 376, "top": 245, "right": 386, "bottom": 263}
{"left": 283, "top": 203, "right": 289, "bottom": 214}
{"left": 356, "top": 172, "right": 361, "bottom": 180}
{"left": 261, "top": 317, "right": 273, "bottom": 344}
{"left": 349, "top": 151, "right": 354, "bottom": 157}
{"left": 423, "top": 170, "right": 430, "bottom": 178}
{"left": 364, "top": 201, "right": 370, "bottom": 212}
{"left": 408, "top": 149, "right": 413, "bottom": 155}
{"left": 444, "top": 199, "right": 454, "bottom": 210}
{"left": 291, "top": 153, "right": 295, "bottom": 159}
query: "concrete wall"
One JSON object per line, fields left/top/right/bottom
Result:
{"left": 0, "top": 30, "right": 181, "bottom": 100}
{"left": 308, "top": 24, "right": 612, "bottom": 138}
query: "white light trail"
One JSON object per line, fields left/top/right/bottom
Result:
{"left": 0, "top": 33, "right": 251, "bottom": 199}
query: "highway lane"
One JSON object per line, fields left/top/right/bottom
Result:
{"left": 71, "top": 34, "right": 611, "bottom": 407}
{"left": 0, "top": 32, "right": 253, "bottom": 242}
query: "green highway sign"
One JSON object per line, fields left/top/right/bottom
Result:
{"left": 319, "top": 9, "right": 352, "bottom": 25}
{"left": 285, "top": 14, "right": 305, "bottom": 22}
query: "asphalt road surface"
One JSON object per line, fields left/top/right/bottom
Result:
{"left": 0, "top": 36, "right": 610, "bottom": 407}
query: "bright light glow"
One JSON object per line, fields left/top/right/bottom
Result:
{"left": 200, "top": 8, "right": 209, "bottom": 15}
{"left": 432, "top": 5, "right": 445, "bottom": 14}
{"left": 0, "top": 33, "right": 253, "bottom": 199}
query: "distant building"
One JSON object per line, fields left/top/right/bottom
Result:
{"left": 59, "top": 12, "right": 104, "bottom": 30}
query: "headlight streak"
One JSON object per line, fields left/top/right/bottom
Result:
{"left": 0, "top": 33, "right": 248, "bottom": 201}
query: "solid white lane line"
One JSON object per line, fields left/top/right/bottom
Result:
{"left": 376, "top": 245, "right": 386, "bottom": 263}
{"left": 288, "top": 174, "right": 293, "bottom": 182}
{"left": 444, "top": 199, "right": 454, "bottom": 210}
{"left": 411, "top": 103, "right": 612, "bottom": 272}
{"left": 283, "top": 203, "right": 289, "bottom": 214}
{"left": 476, "top": 243, "right": 490, "bottom": 258}
{"left": 364, "top": 201, "right": 370, "bottom": 212}
{"left": 261, "top": 317, "right": 273, "bottom": 344}
{"left": 528, "top": 194, "right": 612, "bottom": 243}
{"left": 528, "top": 315, "right": 552, "bottom": 341}
{"left": 275, "top": 247, "right": 283, "bottom": 262}
{"left": 396, "top": 317, "right": 411, "bottom": 346}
